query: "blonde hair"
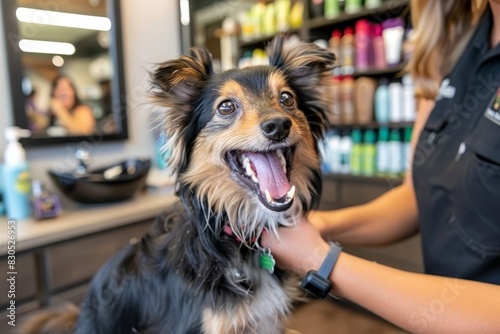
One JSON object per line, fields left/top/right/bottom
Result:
{"left": 408, "top": 0, "right": 487, "bottom": 99}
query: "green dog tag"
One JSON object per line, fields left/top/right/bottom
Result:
{"left": 259, "top": 248, "right": 275, "bottom": 274}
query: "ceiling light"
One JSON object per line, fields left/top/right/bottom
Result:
{"left": 19, "top": 39, "right": 76, "bottom": 55}
{"left": 52, "top": 55, "right": 65, "bottom": 67}
{"left": 16, "top": 7, "right": 111, "bottom": 31}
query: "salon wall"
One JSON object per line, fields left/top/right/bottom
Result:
{"left": 0, "top": 0, "right": 180, "bottom": 186}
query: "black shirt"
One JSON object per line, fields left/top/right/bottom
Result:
{"left": 413, "top": 6, "right": 500, "bottom": 285}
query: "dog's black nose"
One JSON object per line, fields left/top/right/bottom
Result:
{"left": 260, "top": 117, "right": 292, "bottom": 141}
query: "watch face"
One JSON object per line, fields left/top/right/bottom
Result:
{"left": 301, "top": 271, "right": 332, "bottom": 299}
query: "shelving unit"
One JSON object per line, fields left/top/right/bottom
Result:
{"left": 330, "top": 121, "right": 413, "bottom": 130}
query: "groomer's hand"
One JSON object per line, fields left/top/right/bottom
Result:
{"left": 261, "top": 218, "right": 329, "bottom": 276}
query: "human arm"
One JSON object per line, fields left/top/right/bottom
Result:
{"left": 262, "top": 220, "right": 500, "bottom": 334}
{"left": 50, "top": 99, "right": 95, "bottom": 135}
{"left": 311, "top": 98, "right": 436, "bottom": 246}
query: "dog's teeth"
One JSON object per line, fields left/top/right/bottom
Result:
{"left": 243, "top": 156, "right": 250, "bottom": 167}
{"left": 245, "top": 163, "right": 254, "bottom": 177}
{"left": 251, "top": 174, "right": 259, "bottom": 183}
{"left": 286, "top": 185, "right": 296, "bottom": 199}
{"left": 265, "top": 189, "right": 273, "bottom": 203}
{"left": 277, "top": 149, "right": 287, "bottom": 173}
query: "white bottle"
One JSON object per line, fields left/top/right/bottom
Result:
{"left": 329, "top": 133, "right": 342, "bottom": 173}
{"left": 339, "top": 133, "right": 352, "bottom": 174}
{"left": 2, "top": 127, "right": 32, "bottom": 220}
{"left": 402, "top": 75, "right": 416, "bottom": 122}
{"left": 389, "top": 82, "right": 403, "bottom": 122}
{"left": 376, "top": 127, "right": 390, "bottom": 175}
{"left": 388, "top": 129, "right": 403, "bottom": 175}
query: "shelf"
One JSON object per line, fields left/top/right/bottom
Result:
{"left": 352, "top": 62, "right": 407, "bottom": 78}
{"left": 308, "top": 0, "right": 410, "bottom": 30}
{"left": 329, "top": 122, "right": 413, "bottom": 130}
{"left": 323, "top": 173, "right": 404, "bottom": 185}
{"left": 239, "top": 29, "right": 300, "bottom": 49}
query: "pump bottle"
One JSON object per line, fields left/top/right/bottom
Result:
{"left": 2, "top": 127, "right": 32, "bottom": 220}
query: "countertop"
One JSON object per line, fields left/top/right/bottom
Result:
{"left": 0, "top": 189, "right": 177, "bottom": 256}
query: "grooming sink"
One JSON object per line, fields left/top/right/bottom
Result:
{"left": 49, "top": 158, "right": 151, "bottom": 204}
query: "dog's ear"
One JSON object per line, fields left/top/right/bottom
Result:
{"left": 151, "top": 48, "right": 213, "bottom": 176}
{"left": 267, "top": 35, "right": 336, "bottom": 139}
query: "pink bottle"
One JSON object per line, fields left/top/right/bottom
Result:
{"left": 355, "top": 20, "right": 371, "bottom": 71}
{"left": 372, "top": 24, "right": 387, "bottom": 69}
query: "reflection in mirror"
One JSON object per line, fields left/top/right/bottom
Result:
{"left": 17, "top": 0, "right": 113, "bottom": 137}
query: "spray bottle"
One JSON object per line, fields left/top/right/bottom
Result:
{"left": 2, "top": 127, "right": 32, "bottom": 220}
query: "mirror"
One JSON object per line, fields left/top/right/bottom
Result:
{"left": 1, "top": 0, "right": 128, "bottom": 146}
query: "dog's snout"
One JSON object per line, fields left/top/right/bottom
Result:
{"left": 260, "top": 117, "right": 292, "bottom": 141}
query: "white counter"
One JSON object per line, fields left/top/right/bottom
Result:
{"left": 0, "top": 190, "right": 177, "bottom": 256}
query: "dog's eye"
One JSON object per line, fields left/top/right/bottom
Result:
{"left": 280, "top": 92, "right": 295, "bottom": 109}
{"left": 217, "top": 100, "right": 237, "bottom": 115}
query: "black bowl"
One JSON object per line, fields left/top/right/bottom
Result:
{"left": 49, "top": 158, "right": 151, "bottom": 204}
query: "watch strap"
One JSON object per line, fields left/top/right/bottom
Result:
{"left": 317, "top": 241, "right": 342, "bottom": 278}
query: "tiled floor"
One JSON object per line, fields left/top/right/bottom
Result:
{"left": 288, "top": 299, "right": 405, "bottom": 334}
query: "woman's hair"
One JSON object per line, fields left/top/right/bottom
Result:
{"left": 408, "top": 0, "right": 487, "bottom": 99}
{"left": 51, "top": 75, "right": 82, "bottom": 110}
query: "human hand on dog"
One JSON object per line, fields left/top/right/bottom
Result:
{"left": 260, "top": 218, "right": 330, "bottom": 276}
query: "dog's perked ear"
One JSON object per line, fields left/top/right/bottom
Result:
{"left": 267, "top": 35, "right": 336, "bottom": 140}
{"left": 151, "top": 48, "right": 213, "bottom": 176}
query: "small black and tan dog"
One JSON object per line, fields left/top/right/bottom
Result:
{"left": 21, "top": 36, "right": 335, "bottom": 334}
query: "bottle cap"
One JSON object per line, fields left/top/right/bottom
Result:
{"left": 331, "top": 29, "right": 342, "bottom": 39}
{"left": 404, "top": 127, "right": 413, "bottom": 142}
{"left": 364, "top": 129, "right": 376, "bottom": 143}
{"left": 389, "top": 129, "right": 401, "bottom": 141}
{"left": 344, "top": 27, "right": 354, "bottom": 36}
{"left": 378, "top": 127, "right": 389, "bottom": 141}
{"left": 372, "top": 24, "right": 383, "bottom": 37}
{"left": 379, "top": 77, "right": 389, "bottom": 85}
{"left": 355, "top": 20, "right": 371, "bottom": 34}
{"left": 402, "top": 74, "right": 413, "bottom": 85}
{"left": 351, "top": 129, "right": 362, "bottom": 143}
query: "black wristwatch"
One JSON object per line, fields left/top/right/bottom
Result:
{"left": 300, "top": 241, "right": 342, "bottom": 299}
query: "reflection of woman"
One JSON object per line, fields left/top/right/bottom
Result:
{"left": 50, "top": 76, "right": 95, "bottom": 135}
{"left": 25, "top": 89, "right": 49, "bottom": 131}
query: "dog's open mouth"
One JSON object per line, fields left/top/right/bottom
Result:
{"left": 226, "top": 147, "right": 295, "bottom": 212}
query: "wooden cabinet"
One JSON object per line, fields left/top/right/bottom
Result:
{"left": 0, "top": 219, "right": 152, "bottom": 333}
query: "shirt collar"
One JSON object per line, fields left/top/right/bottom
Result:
{"left": 473, "top": 5, "right": 493, "bottom": 52}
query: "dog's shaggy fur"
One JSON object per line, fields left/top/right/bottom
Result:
{"left": 21, "top": 36, "right": 335, "bottom": 334}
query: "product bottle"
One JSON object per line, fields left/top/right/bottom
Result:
{"left": 341, "top": 27, "right": 355, "bottom": 75}
{"left": 350, "top": 129, "right": 363, "bottom": 175}
{"left": 402, "top": 75, "right": 416, "bottom": 122}
{"left": 382, "top": 18, "right": 405, "bottom": 66}
{"left": 388, "top": 129, "right": 403, "bottom": 176}
{"left": 328, "top": 76, "right": 342, "bottom": 125}
{"left": 376, "top": 127, "right": 390, "bottom": 176}
{"left": 329, "top": 132, "right": 342, "bottom": 173}
{"left": 375, "top": 78, "right": 390, "bottom": 123}
{"left": 364, "top": 0, "right": 382, "bottom": 9}
{"left": 355, "top": 77, "right": 377, "bottom": 124}
{"left": 275, "top": 0, "right": 291, "bottom": 32}
{"left": 324, "top": 0, "right": 340, "bottom": 19}
{"left": 329, "top": 29, "right": 343, "bottom": 75}
{"left": 403, "top": 127, "right": 413, "bottom": 172}
{"left": 372, "top": 24, "right": 387, "bottom": 69}
{"left": 341, "top": 76, "right": 355, "bottom": 124}
{"left": 339, "top": 132, "right": 352, "bottom": 174}
{"left": 31, "top": 180, "right": 62, "bottom": 220}
{"left": 354, "top": 20, "right": 371, "bottom": 71}
{"left": 310, "top": 0, "right": 324, "bottom": 18}
{"left": 2, "top": 127, "right": 32, "bottom": 220}
{"left": 362, "top": 129, "right": 377, "bottom": 176}
{"left": 389, "top": 81, "right": 403, "bottom": 122}
{"left": 0, "top": 163, "right": 4, "bottom": 215}
{"left": 344, "top": 0, "right": 362, "bottom": 14}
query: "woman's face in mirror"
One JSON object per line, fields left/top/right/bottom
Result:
{"left": 53, "top": 77, "right": 76, "bottom": 110}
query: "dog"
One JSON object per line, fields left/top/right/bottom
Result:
{"left": 20, "top": 35, "right": 335, "bottom": 334}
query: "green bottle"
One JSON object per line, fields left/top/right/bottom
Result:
{"left": 350, "top": 129, "right": 363, "bottom": 175}
{"left": 344, "top": 0, "right": 362, "bottom": 14}
{"left": 362, "top": 129, "right": 377, "bottom": 176}
{"left": 403, "top": 127, "right": 413, "bottom": 173}
{"left": 324, "top": 0, "right": 340, "bottom": 19}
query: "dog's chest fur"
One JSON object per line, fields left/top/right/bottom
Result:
{"left": 202, "top": 265, "right": 290, "bottom": 334}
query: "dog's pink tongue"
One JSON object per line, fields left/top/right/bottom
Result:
{"left": 245, "top": 152, "right": 291, "bottom": 199}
